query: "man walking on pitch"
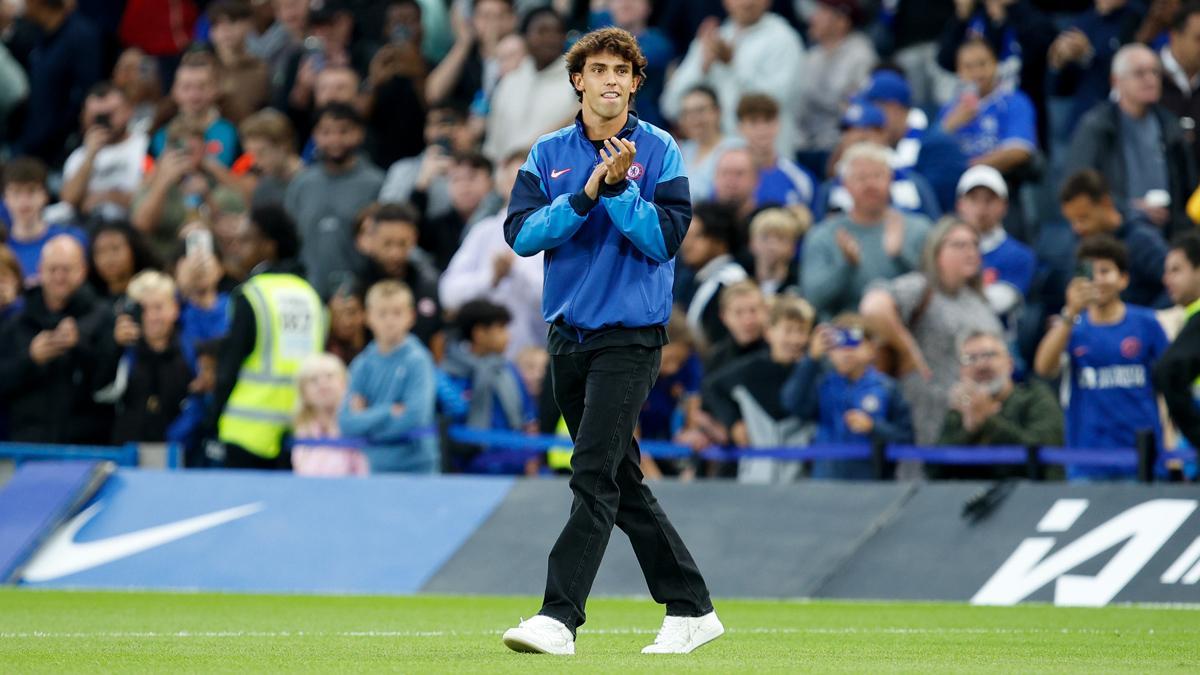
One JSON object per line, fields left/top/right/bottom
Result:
{"left": 501, "top": 27, "right": 721, "bottom": 656}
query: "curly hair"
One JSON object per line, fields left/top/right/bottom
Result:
{"left": 564, "top": 27, "right": 648, "bottom": 103}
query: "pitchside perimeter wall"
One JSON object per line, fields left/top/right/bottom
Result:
{"left": 2, "top": 463, "right": 1199, "bottom": 606}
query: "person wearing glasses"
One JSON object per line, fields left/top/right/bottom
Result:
{"left": 859, "top": 218, "right": 1001, "bottom": 451}
{"left": 935, "top": 329, "right": 1063, "bottom": 480}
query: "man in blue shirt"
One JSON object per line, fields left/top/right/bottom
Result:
{"left": 501, "top": 28, "right": 720, "bottom": 657}
{"left": 956, "top": 166, "right": 1035, "bottom": 336}
{"left": 2, "top": 157, "right": 88, "bottom": 287}
{"left": 1033, "top": 235, "right": 1168, "bottom": 480}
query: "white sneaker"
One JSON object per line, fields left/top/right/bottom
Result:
{"left": 641, "top": 611, "right": 724, "bottom": 654}
{"left": 502, "top": 615, "right": 575, "bottom": 655}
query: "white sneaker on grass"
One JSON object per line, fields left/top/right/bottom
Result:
{"left": 502, "top": 615, "right": 575, "bottom": 655}
{"left": 641, "top": 611, "right": 724, "bottom": 654}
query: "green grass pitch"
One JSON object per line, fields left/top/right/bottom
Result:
{"left": 1, "top": 589, "right": 1197, "bottom": 673}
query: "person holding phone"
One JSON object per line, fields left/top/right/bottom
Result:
{"left": 96, "top": 270, "right": 194, "bottom": 445}
{"left": 1034, "top": 235, "right": 1169, "bottom": 480}
{"left": 782, "top": 313, "right": 913, "bottom": 479}
{"left": 174, "top": 230, "right": 231, "bottom": 371}
{"left": 61, "top": 82, "right": 149, "bottom": 220}
{"left": 132, "top": 116, "right": 247, "bottom": 261}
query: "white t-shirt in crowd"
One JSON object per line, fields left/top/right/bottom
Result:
{"left": 62, "top": 131, "right": 150, "bottom": 199}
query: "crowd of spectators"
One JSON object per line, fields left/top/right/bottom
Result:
{"left": 1, "top": 0, "right": 1200, "bottom": 483}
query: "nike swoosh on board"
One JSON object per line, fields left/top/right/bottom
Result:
{"left": 21, "top": 501, "right": 264, "bottom": 582}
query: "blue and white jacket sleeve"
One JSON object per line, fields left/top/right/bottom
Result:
{"left": 504, "top": 148, "right": 591, "bottom": 257}
{"left": 600, "top": 139, "right": 691, "bottom": 263}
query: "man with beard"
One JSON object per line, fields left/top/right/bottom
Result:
{"left": 284, "top": 103, "right": 384, "bottom": 298}
{"left": 353, "top": 202, "right": 442, "bottom": 349}
{"left": 937, "top": 330, "right": 1063, "bottom": 480}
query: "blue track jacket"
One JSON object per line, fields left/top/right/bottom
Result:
{"left": 504, "top": 112, "right": 691, "bottom": 332}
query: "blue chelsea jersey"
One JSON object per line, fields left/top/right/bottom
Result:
{"left": 1065, "top": 305, "right": 1168, "bottom": 477}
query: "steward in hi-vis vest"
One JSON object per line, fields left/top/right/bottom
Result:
{"left": 209, "top": 205, "right": 325, "bottom": 469}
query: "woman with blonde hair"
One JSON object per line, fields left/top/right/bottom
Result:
{"left": 292, "top": 353, "right": 368, "bottom": 477}
{"left": 859, "top": 216, "right": 1002, "bottom": 448}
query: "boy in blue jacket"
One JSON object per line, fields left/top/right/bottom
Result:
{"left": 500, "top": 27, "right": 718, "bottom": 656}
{"left": 781, "top": 313, "right": 913, "bottom": 479}
{"left": 338, "top": 280, "right": 438, "bottom": 473}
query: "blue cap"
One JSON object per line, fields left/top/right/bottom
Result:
{"left": 840, "top": 101, "right": 886, "bottom": 130}
{"left": 861, "top": 71, "right": 912, "bottom": 108}
{"left": 830, "top": 327, "right": 865, "bottom": 349}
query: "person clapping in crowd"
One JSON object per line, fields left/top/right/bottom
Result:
{"left": 937, "top": 330, "right": 1063, "bottom": 479}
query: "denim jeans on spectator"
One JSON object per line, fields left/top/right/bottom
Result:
{"left": 539, "top": 344, "right": 713, "bottom": 634}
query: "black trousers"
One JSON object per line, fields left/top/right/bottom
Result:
{"left": 540, "top": 344, "right": 713, "bottom": 633}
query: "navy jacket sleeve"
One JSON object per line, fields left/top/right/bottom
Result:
{"left": 873, "top": 382, "right": 915, "bottom": 445}
{"left": 781, "top": 357, "right": 824, "bottom": 422}
{"left": 600, "top": 137, "right": 692, "bottom": 263}
{"left": 1154, "top": 313, "right": 1200, "bottom": 449}
{"left": 503, "top": 147, "right": 591, "bottom": 257}
{"left": 205, "top": 290, "right": 256, "bottom": 436}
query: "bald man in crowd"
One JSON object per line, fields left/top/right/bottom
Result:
{"left": 0, "top": 235, "right": 113, "bottom": 443}
{"left": 1065, "top": 43, "right": 1197, "bottom": 236}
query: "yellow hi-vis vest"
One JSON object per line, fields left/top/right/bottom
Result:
{"left": 219, "top": 273, "right": 324, "bottom": 459}
{"left": 547, "top": 417, "right": 573, "bottom": 471}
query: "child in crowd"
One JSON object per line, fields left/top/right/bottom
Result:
{"left": 97, "top": 270, "right": 193, "bottom": 445}
{"left": 781, "top": 313, "right": 913, "bottom": 479}
{"left": 3, "top": 157, "right": 87, "bottom": 286}
{"left": 703, "top": 280, "right": 768, "bottom": 375}
{"left": 747, "top": 207, "right": 806, "bottom": 297}
{"left": 87, "top": 220, "right": 159, "bottom": 309}
{"left": 441, "top": 299, "right": 536, "bottom": 474}
{"left": 515, "top": 346, "right": 549, "bottom": 407}
{"left": 327, "top": 281, "right": 368, "bottom": 365}
{"left": 1034, "top": 235, "right": 1169, "bottom": 480}
{"left": 338, "top": 281, "right": 438, "bottom": 473}
{"left": 292, "top": 353, "right": 368, "bottom": 477}
{"left": 702, "top": 295, "right": 814, "bottom": 481}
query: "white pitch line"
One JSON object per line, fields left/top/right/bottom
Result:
{"left": 0, "top": 627, "right": 1185, "bottom": 639}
